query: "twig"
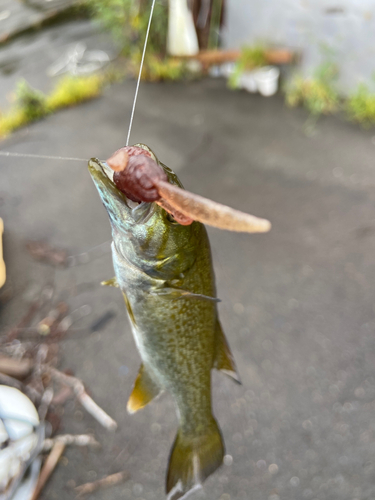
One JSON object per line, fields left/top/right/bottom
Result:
{"left": 75, "top": 471, "right": 130, "bottom": 498}
{"left": 43, "top": 434, "right": 100, "bottom": 451}
{"left": 0, "top": 355, "right": 33, "bottom": 378}
{"left": 51, "top": 384, "right": 72, "bottom": 405}
{"left": 31, "top": 441, "right": 66, "bottom": 500}
{"left": 43, "top": 366, "right": 117, "bottom": 431}
{"left": 38, "top": 386, "right": 54, "bottom": 421}
{"left": 33, "top": 344, "right": 49, "bottom": 395}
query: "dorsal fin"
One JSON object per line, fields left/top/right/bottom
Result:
{"left": 214, "top": 320, "right": 241, "bottom": 384}
{"left": 127, "top": 364, "right": 162, "bottom": 414}
{"left": 101, "top": 277, "right": 119, "bottom": 287}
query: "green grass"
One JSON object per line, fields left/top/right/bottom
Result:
{"left": 0, "top": 75, "right": 105, "bottom": 138}
{"left": 346, "top": 84, "right": 375, "bottom": 127}
{"left": 46, "top": 74, "right": 104, "bottom": 110}
{"left": 285, "top": 75, "right": 340, "bottom": 116}
{"left": 285, "top": 61, "right": 340, "bottom": 116}
{"left": 0, "top": 58, "right": 191, "bottom": 138}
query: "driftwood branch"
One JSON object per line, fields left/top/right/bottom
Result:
{"left": 31, "top": 442, "right": 66, "bottom": 500}
{"left": 43, "top": 366, "right": 117, "bottom": 431}
{"left": 0, "top": 355, "right": 33, "bottom": 378}
{"left": 75, "top": 471, "right": 130, "bottom": 498}
{"left": 180, "top": 48, "right": 298, "bottom": 68}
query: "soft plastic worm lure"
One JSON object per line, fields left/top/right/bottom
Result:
{"left": 107, "top": 145, "right": 271, "bottom": 233}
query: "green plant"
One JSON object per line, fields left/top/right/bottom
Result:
{"left": 0, "top": 81, "right": 48, "bottom": 137}
{"left": 285, "top": 62, "right": 340, "bottom": 116}
{"left": 84, "top": 0, "right": 168, "bottom": 56}
{"left": 127, "top": 51, "right": 188, "bottom": 82}
{"left": 0, "top": 75, "right": 106, "bottom": 138}
{"left": 346, "top": 84, "right": 375, "bottom": 127}
{"left": 228, "top": 45, "right": 267, "bottom": 89}
{"left": 144, "top": 55, "right": 188, "bottom": 81}
{"left": 14, "top": 80, "right": 47, "bottom": 121}
{"left": 46, "top": 74, "right": 104, "bottom": 110}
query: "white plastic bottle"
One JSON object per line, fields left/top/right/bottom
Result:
{"left": 167, "top": 0, "right": 199, "bottom": 56}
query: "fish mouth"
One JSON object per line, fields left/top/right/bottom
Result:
{"left": 88, "top": 157, "right": 155, "bottom": 221}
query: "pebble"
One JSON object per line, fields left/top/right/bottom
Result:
{"left": 133, "top": 483, "right": 143, "bottom": 495}
{"left": 74, "top": 410, "right": 84, "bottom": 421}
{"left": 151, "top": 423, "right": 161, "bottom": 434}
{"left": 219, "top": 494, "right": 230, "bottom": 500}
{"left": 233, "top": 303, "right": 244, "bottom": 314}
{"left": 256, "top": 460, "right": 267, "bottom": 470}
{"left": 290, "top": 476, "right": 300, "bottom": 487}
{"left": 268, "top": 464, "right": 279, "bottom": 474}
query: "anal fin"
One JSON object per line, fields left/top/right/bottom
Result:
{"left": 127, "top": 364, "right": 162, "bottom": 414}
{"left": 214, "top": 319, "right": 241, "bottom": 384}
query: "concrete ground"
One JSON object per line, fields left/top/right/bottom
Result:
{"left": 2, "top": 78, "right": 375, "bottom": 500}
{"left": 0, "top": 0, "right": 75, "bottom": 42}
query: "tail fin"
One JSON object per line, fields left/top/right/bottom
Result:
{"left": 166, "top": 419, "right": 224, "bottom": 500}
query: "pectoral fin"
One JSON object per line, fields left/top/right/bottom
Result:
{"left": 127, "top": 364, "right": 162, "bottom": 414}
{"left": 150, "top": 287, "right": 220, "bottom": 302}
{"left": 214, "top": 320, "right": 241, "bottom": 384}
{"left": 101, "top": 277, "right": 119, "bottom": 287}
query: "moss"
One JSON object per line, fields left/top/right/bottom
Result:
{"left": 143, "top": 55, "right": 188, "bottom": 82}
{"left": 0, "top": 109, "right": 30, "bottom": 137}
{"left": 0, "top": 75, "right": 106, "bottom": 138}
{"left": 346, "top": 84, "right": 375, "bottom": 127}
{"left": 0, "top": 80, "right": 49, "bottom": 137}
{"left": 46, "top": 74, "right": 104, "bottom": 111}
{"left": 14, "top": 80, "right": 48, "bottom": 120}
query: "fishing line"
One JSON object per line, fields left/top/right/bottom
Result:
{"left": 126, "top": 0, "right": 157, "bottom": 147}
{"left": 0, "top": 151, "right": 86, "bottom": 162}
{"left": 1, "top": 1, "right": 157, "bottom": 161}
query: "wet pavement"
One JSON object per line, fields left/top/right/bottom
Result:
{"left": 2, "top": 70, "right": 375, "bottom": 500}
{"left": 0, "top": 0, "right": 75, "bottom": 42}
{"left": 0, "top": 18, "right": 117, "bottom": 109}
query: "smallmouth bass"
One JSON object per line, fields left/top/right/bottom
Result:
{"left": 89, "top": 144, "right": 241, "bottom": 500}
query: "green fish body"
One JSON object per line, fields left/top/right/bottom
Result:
{"left": 88, "top": 144, "right": 239, "bottom": 500}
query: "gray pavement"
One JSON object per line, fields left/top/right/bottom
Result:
{"left": 0, "top": 0, "right": 76, "bottom": 42}
{"left": 0, "top": 18, "right": 117, "bottom": 110}
{"left": 1, "top": 78, "right": 375, "bottom": 500}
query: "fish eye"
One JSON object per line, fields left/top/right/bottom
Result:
{"left": 166, "top": 213, "right": 178, "bottom": 225}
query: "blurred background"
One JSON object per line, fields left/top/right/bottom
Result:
{"left": 1, "top": 1, "right": 375, "bottom": 500}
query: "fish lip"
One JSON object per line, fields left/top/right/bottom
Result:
{"left": 88, "top": 157, "right": 155, "bottom": 221}
{"left": 88, "top": 157, "right": 115, "bottom": 184}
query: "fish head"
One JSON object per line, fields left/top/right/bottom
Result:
{"left": 88, "top": 144, "right": 201, "bottom": 279}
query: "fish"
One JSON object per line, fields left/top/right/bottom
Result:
{"left": 88, "top": 144, "right": 243, "bottom": 500}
